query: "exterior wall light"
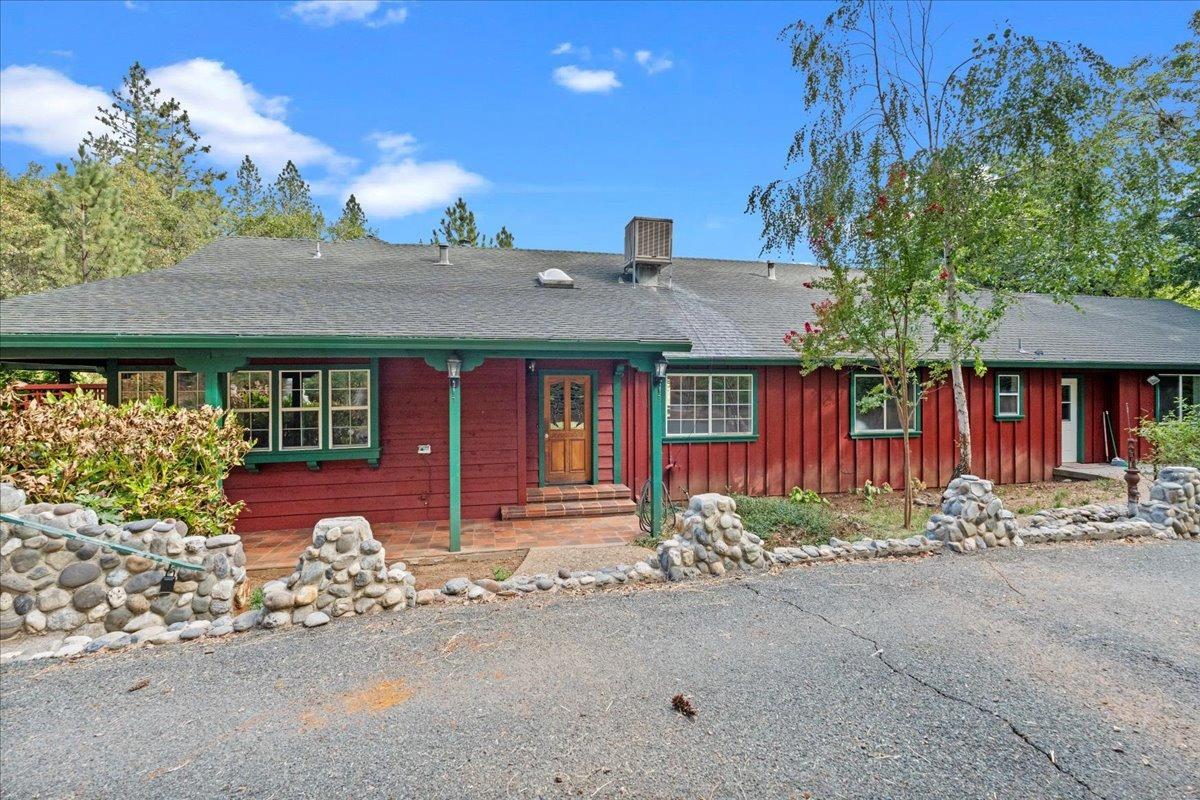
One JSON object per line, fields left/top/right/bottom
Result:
{"left": 654, "top": 358, "right": 669, "bottom": 382}
{"left": 1146, "top": 375, "right": 1160, "bottom": 386}
{"left": 447, "top": 356, "right": 462, "bottom": 385}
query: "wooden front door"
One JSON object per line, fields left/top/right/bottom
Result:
{"left": 543, "top": 374, "right": 592, "bottom": 484}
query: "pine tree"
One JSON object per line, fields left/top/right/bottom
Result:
{"left": 0, "top": 165, "right": 55, "bottom": 298}
{"left": 431, "top": 197, "right": 515, "bottom": 247}
{"left": 41, "top": 148, "right": 144, "bottom": 286}
{"left": 84, "top": 62, "right": 224, "bottom": 196}
{"left": 432, "top": 197, "right": 482, "bottom": 246}
{"left": 228, "top": 156, "right": 266, "bottom": 222}
{"left": 272, "top": 160, "right": 314, "bottom": 216}
{"left": 328, "top": 194, "right": 375, "bottom": 241}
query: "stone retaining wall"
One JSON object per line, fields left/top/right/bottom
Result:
{"left": 928, "top": 467, "right": 1200, "bottom": 552}
{"left": 255, "top": 516, "right": 416, "bottom": 629}
{"left": 0, "top": 484, "right": 246, "bottom": 645}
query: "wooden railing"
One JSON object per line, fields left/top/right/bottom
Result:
{"left": 9, "top": 383, "right": 107, "bottom": 408}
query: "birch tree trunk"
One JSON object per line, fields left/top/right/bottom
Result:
{"left": 945, "top": 246, "right": 972, "bottom": 477}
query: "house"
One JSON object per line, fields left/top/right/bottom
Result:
{"left": 2, "top": 219, "right": 1197, "bottom": 549}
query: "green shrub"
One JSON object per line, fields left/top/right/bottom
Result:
{"left": 787, "top": 486, "right": 827, "bottom": 505}
{"left": 732, "top": 494, "right": 835, "bottom": 543}
{"left": 1137, "top": 406, "right": 1200, "bottom": 470}
{"left": 250, "top": 587, "right": 264, "bottom": 610}
{"left": 491, "top": 565, "right": 513, "bottom": 582}
{"left": 0, "top": 387, "right": 251, "bottom": 534}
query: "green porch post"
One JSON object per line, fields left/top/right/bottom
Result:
{"left": 175, "top": 354, "right": 246, "bottom": 409}
{"left": 650, "top": 362, "right": 666, "bottom": 535}
{"left": 612, "top": 364, "right": 625, "bottom": 486}
{"left": 447, "top": 356, "right": 463, "bottom": 552}
{"left": 203, "top": 371, "right": 222, "bottom": 408}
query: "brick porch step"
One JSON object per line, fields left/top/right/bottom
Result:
{"left": 526, "top": 484, "right": 632, "bottom": 504}
{"left": 500, "top": 497, "right": 638, "bottom": 521}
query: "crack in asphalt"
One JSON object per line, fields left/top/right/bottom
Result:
{"left": 741, "top": 582, "right": 1105, "bottom": 800}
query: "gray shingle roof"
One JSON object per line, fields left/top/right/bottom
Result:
{"left": 2, "top": 236, "right": 1197, "bottom": 367}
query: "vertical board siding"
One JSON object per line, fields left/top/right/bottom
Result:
{"left": 227, "top": 357, "right": 522, "bottom": 532}
{"left": 627, "top": 366, "right": 1076, "bottom": 500}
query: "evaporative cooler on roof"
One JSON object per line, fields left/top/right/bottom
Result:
{"left": 624, "top": 217, "right": 673, "bottom": 268}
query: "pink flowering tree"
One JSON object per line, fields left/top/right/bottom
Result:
{"left": 784, "top": 162, "right": 948, "bottom": 529}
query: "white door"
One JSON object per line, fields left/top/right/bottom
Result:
{"left": 1061, "top": 378, "right": 1079, "bottom": 463}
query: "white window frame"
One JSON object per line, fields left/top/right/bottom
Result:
{"left": 227, "top": 370, "right": 273, "bottom": 452}
{"left": 994, "top": 372, "right": 1024, "bottom": 420}
{"left": 173, "top": 371, "right": 206, "bottom": 409}
{"left": 1159, "top": 373, "right": 1200, "bottom": 421}
{"left": 117, "top": 370, "right": 167, "bottom": 404}
{"left": 851, "top": 373, "right": 921, "bottom": 436}
{"left": 279, "top": 369, "right": 323, "bottom": 451}
{"left": 665, "top": 372, "right": 755, "bottom": 439}
{"left": 328, "top": 368, "right": 372, "bottom": 449}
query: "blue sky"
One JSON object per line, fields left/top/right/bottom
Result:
{"left": 0, "top": 0, "right": 1191, "bottom": 261}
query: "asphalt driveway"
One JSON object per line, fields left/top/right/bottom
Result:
{"left": 2, "top": 541, "right": 1197, "bottom": 799}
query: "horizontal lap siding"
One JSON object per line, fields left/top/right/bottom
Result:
{"left": 227, "top": 358, "right": 522, "bottom": 532}
{"left": 629, "top": 366, "right": 1063, "bottom": 500}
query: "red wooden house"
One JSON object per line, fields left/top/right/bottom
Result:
{"left": 2, "top": 219, "right": 1197, "bottom": 549}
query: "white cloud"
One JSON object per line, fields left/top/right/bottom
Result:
{"left": 0, "top": 65, "right": 107, "bottom": 154}
{"left": 147, "top": 58, "right": 352, "bottom": 173}
{"left": 368, "top": 131, "right": 417, "bottom": 156}
{"left": 635, "top": 49, "right": 673, "bottom": 74}
{"left": 611, "top": 47, "right": 626, "bottom": 60}
{"left": 342, "top": 159, "right": 486, "bottom": 219}
{"left": 551, "top": 42, "right": 572, "bottom": 55}
{"left": 552, "top": 65, "right": 621, "bottom": 94}
{"left": 289, "top": 0, "right": 407, "bottom": 27}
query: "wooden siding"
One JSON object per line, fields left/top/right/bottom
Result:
{"left": 625, "top": 366, "right": 1073, "bottom": 501}
{"left": 227, "top": 358, "right": 523, "bottom": 532}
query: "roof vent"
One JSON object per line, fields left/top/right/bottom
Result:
{"left": 767, "top": 261, "right": 776, "bottom": 281}
{"left": 437, "top": 243, "right": 451, "bottom": 266}
{"left": 312, "top": 241, "right": 322, "bottom": 260}
{"left": 537, "top": 268, "right": 575, "bottom": 288}
{"left": 623, "top": 217, "right": 673, "bottom": 286}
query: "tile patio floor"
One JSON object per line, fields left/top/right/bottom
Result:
{"left": 242, "top": 514, "right": 644, "bottom": 572}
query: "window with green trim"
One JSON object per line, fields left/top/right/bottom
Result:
{"left": 118, "top": 370, "right": 166, "bottom": 403}
{"left": 1158, "top": 374, "right": 1199, "bottom": 421}
{"left": 224, "top": 364, "right": 379, "bottom": 462}
{"left": 279, "top": 370, "right": 322, "bottom": 450}
{"left": 994, "top": 372, "right": 1024, "bottom": 420}
{"left": 330, "top": 368, "right": 372, "bottom": 448}
{"left": 174, "top": 371, "right": 205, "bottom": 409}
{"left": 850, "top": 373, "right": 920, "bottom": 437}
{"left": 228, "top": 371, "right": 272, "bottom": 451}
{"left": 666, "top": 372, "right": 755, "bottom": 439}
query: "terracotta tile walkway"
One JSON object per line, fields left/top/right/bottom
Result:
{"left": 242, "top": 514, "right": 644, "bottom": 571}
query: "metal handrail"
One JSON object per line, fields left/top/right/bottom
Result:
{"left": 0, "top": 512, "right": 205, "bottom": 573}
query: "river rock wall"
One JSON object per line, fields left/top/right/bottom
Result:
{"left": 657, "top": 493, "right": 769, "bottom": 581}
{"left": 1, "top": 483, "right": 246, "bottom": 643}
{"left": 257, "top": 516, "right": 416, "bottom": 629}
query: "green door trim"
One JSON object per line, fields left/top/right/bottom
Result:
{"left": 536, "top": 369, "right": 600, "bottom": 487}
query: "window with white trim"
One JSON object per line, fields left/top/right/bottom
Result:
{"left": 118, "top": 371, "right": 166, "bottom": 404}
{"left": 329, "top": 369, "right": 371, "bottom": 448}
{"left": 1159, "top": 374, "right": 1200, "bottom": 420}
{"left": 851, "top": 374, "right": 920, "bottom": 435}
{"left": 994, "top": 372, "right": 1023, "bottom": 419}
{"left": 174, "top": 371, "right": 205, "bottom": 409}
{"left": 279, "top": 370, "right": 322, "bottom": 450}
{"left": 666, "top": 373, "right": 754, "bottom": 438}
{"left": 228, "top": 371, "right": 272, "bottom": 451}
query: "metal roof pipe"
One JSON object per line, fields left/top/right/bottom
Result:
{"left": 767, "top": 261, "right": 776, "bottom": 281}
{"left": 437, "top": 243, "right": 451, "bottom": 266}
